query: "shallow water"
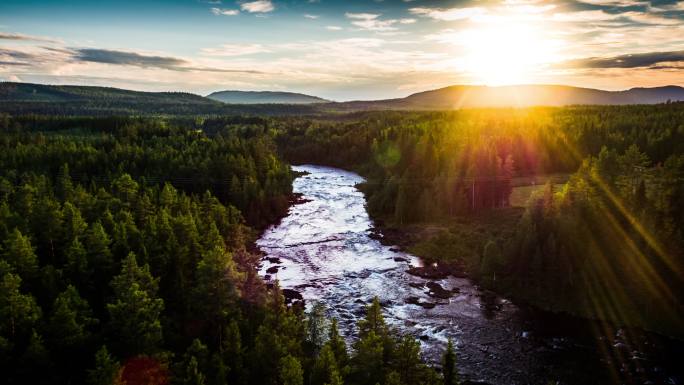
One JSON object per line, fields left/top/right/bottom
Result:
{"left": 258, "top": 165, "right": 683, "bottom": 385}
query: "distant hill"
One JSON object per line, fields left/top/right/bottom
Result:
{"left": 2, "top": 82, "right": 683, "bottom": 116}
{"left": 0, "top": 82, "right": 218, "bottom": 105}
{"left": 0, "top": 82, "right": 319, "bottom": 116}
{"left": 207, "top": 90, "right": 328, "bottom": 104}
{"left": 334, "top": 84, "right": 684, "bottom": 110}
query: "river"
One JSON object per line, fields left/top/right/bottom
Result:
{"left": 257, "top": 165, "right": 683, "bottom": 385}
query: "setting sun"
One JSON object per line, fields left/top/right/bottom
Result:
{"left": 460, "top": 23, "right": 563, "bottom": 85}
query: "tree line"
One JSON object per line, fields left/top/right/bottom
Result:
{"left": 270, "top": 105, "right": 684, "bottom": 337}
{"left": 0, "top": 115, "right": 459, "bottom": 385}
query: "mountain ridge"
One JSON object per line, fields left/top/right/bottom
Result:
{"left": 207, "top": 90, "right": 328, "bottom": 104}
{"left": 335, "top": 84, "right": 684, "bottom": 110}
{"left": 1, "top": 82, "right": 683, "bottom": 115}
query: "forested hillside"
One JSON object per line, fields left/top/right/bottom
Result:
{"left": 0, "top": 83, "right": 320, "bottom": 116}
{"left": 0, "top": 115, "right": 455, "bottom": 385}
{"left": 273, "top": 105, "right": 684, "bottom": 337}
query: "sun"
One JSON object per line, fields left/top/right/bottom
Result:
{"left": 459, "top": 22, "right": 561, "bottom": 86}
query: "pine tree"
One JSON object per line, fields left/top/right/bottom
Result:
{"left": 0, "top": 272, "right": 41, "bottom": 341}
{"left": 326, "top": 319, "right": 348, "bottom": 373}
{"left": 106, "top": 253, "right": 164, "bottom": 355}
{"left": 350, "top": 330, "right": 384, "bottom": 385}
{"left": 358, "top": 297, "right": 387, "bottom": 338}
{"left": 88, "top": 345, "right": 121, "bottom": 385}
{"left": 3, "top": 228, "right": 39, "bottom": 279}
{"left": 394, "top": 335, "right": 423, "bottom": 385}
{"left": 311, "top": 344, "right": 339, "bottom": 385}
{"left": 48, "top": 285, "right": 97, "bottom": 349}
{"left": 307, "top": 301, "right": 328, "bottom": 355}
{"left": 62, "top": 202, "right": 87, "bottom": 246}
{"left": 193, "top": 245, "right": 240, "bottom": 343}
{"left": 65, "top": 238, "right": 91, "bottom": 286}
{"left": 442, "top": 340, "right": 458, "bottom": 385}
{"left": 222, "top": 320, "right": 245, "bottom": 385}
{"left": 279, "top": 355, "right": 304, "bottom": 385}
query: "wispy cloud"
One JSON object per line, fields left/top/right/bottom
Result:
{"left": 74, "top": 48, "right": 187, "bottom": 68}
{"left": 0, "top": 32, "right": 61, "bottom": 43}
{"left": 409, "top": 7, "right": 487, "bottom": 21}
{"left": 560, "top": 50, "right": 684, "bottom": 69}
{"left": 345, "top": 13, "right": 416, "bottom": 31}
{"left": 326, "top": 26, "right": 343, "bottom": 31}
{"left": 201, "top": 43, "right": 270, "bottom": 56}
{"left": 211, "top": 7, "right": 239, "bottom": 16}
{"left": 304, "top": 14, "right": 319, "bottom": 19}
{"left": 240, "top": 0, "right": 274, "bottom": 13}
{"left": 72, "top": 48, "right": 265, "bottom": 73}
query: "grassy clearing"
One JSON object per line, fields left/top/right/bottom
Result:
{"left": 405, "top": 207, "right": 524, "bottom": 273}
{"left": 509, "top": 173, "right": 570, "bottom": 207}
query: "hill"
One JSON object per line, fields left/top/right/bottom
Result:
{"left": 0, "top": 82, "right": 216, "bottom": 104}
{"left": 0, "top": 82, "right": 319, "bottom": 116}
{"left": 207, "top": 90, "right": 328, "bottom": 104}
{"left": 334, "top": 84, "right": 684, "bottom": 110}
{"left": 2, "top": 82, "right": 683, "bottom": 116}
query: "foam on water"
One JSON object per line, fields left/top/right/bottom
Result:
{"left": 256, "top": 165, "right": 683, "bottom": 385}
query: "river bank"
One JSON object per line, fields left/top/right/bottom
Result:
{"left": 257, "top": 165, "right": 684, "bottom": 385}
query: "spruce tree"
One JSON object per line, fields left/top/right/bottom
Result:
{"left": 106, "top": 253, "right": 164, "bottom": 355}
{"left": 442, "top": 340, "right": 458, "bottom": 385}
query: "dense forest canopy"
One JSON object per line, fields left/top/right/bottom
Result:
{"left": 271, "top": 106, "right": 684, "bottom": 336}
{"left": 0, "top": 103, "right": 683, "bottom": 384}
{"left": 0, "top": 115, "right": 454, "bottom": 385}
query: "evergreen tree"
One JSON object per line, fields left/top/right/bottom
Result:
{"left": 2, "top": 228, "right": 39, "bottom": 279}
{"left": 106, "top": 253, "right": 164, "bottom": 355}
{"left": 357, "top": 297, "right": 387, "bottom": 338}
{"left": 279, "top": 355, "right": 304, "bottom": 385}
{"left": 326, "top": 318, "right": 348, "bottom": 374}
{"left": 48, "top": 285, "right": 97, "bottom": 349}
{"left": 307, "top": 301, "right": 328, "bottom": 356}
{"left": 193, "top": 245, "right": 240, "bottom": 343}
{"left": 88, "top": 345, "right": 121, "bottom": 385}
{"left": 442, "top": 340, "right": 458, "bottom": 385}
{"left": 0, "top": 272, "right": 41, "bottom": 341}
{"left": 311, "top": 344, "right": 339, "bottom": 385}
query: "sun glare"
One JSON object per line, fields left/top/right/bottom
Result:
{"left": 460, "top": 23, "right": 562, "bottom": 85}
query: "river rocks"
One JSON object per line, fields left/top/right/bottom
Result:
{"left": 407, "top": 263, "right": 468, "bottom": 279}
{"left": 266, "top": 256, "right": 282, "bottom": 264}
{"left": 426, "top": 281, "right": 453, "bottom": 299}
{"left": 393, "top": 256, "right": 408, "bottom": 263}
{"left": 390, "top": 246, "right": 402, "bottom": 252}
{"left": 266, "top": 266, "right": 279, "bottom": 274}
{"left": 289, "top": 193, "right": 311, "bottom": 206}
{"left": 409, "top": 282, "right": 425, "bottom": 289}
{"left": 282, "top": 288, "right": 303, "bottom": 306}
{"left": 405, "top": 296, "right": 437, "bottom": 309}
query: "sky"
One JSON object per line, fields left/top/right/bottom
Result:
{"left": 1, "top": 0, "right": 683, "bottom": 101}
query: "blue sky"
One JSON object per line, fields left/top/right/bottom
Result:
{"left": 1, "top": 0, "right": 683, "bottom": 100}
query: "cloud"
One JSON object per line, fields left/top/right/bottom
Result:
{"left": 74, "top": 48, "right": 187, "bottom": 68}
{"left": 304, "top": 14, "right": 319, "bottom": 19}
{"left": 240, "top": 1, "right": 274, "bottom": 13}
{"left": 201, "top": 43, "right": 270, "bottom": 56}
{"left": 72, "top": 48, "right": 265, "bottom": 74}
{"left": 211, "top": 7, "right": 239, "bottom": 16}
{"left": 0, "top": 47, "right": 39, "bottom": 62}
{"left": 409, "top": 7, "right": 486, "bottom": 21}
{"left": 0, "top": 32, "right": 61, "bottom": 43}
{"left": 345, "top": 13, "right": 416, "bottom": 31}
{"left": 326, "top": 26, "right": 343, "bottom": 31}
{"left": 560, "top": 50, "right": 684, "bottom": 68}
{"left": 0, "top": 61, "right": 31, "bottom": 66}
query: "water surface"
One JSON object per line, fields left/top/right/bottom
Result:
{"left": 258, "top": 165, "right": 683, "bottom": 385}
